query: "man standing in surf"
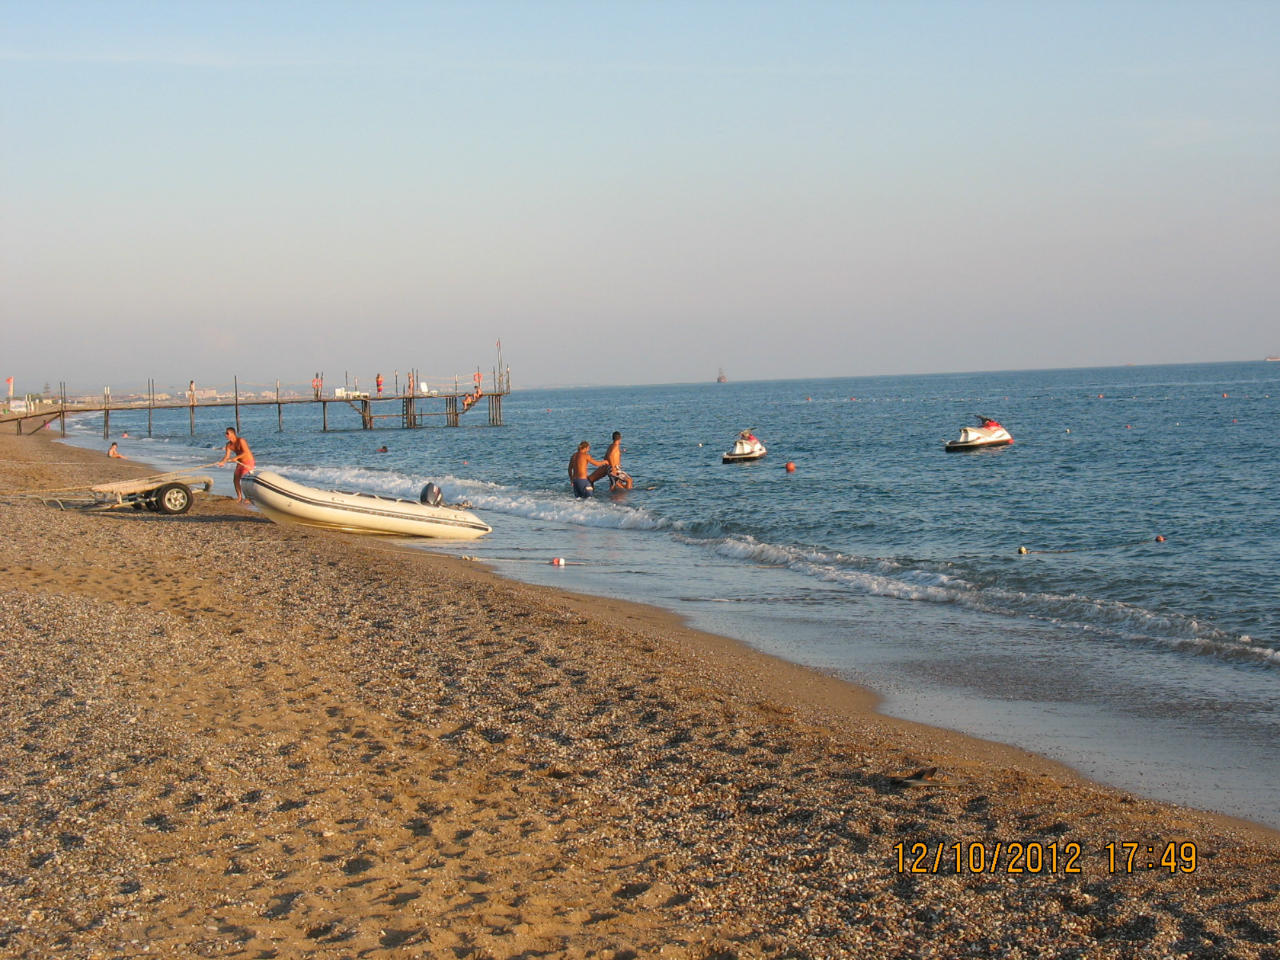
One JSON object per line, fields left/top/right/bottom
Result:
{"left": 568, "top": 441, "right": 605, "bottom": 499}
{"left": 589, "top": 431, "right": 632, "bottom": 490}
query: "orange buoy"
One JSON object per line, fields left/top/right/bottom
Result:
{"left": 550, "top": 557, "right": 566, "bottom": 566}
{"left": 785, "top": 461, "right": 796, "bottom": 472}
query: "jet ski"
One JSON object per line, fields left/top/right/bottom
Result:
{"left": 723, "top": 430, "right": 767, "bottom": 463}
{"left": 945, "top": 416, "right": 1013, "bottom": 452}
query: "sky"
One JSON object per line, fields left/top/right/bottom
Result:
{"left": 2, "top": 0, "right": 1278, "bottom": 393}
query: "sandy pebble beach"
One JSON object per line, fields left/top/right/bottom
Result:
{"left": 1, "top": 429, "right": 1278, "bottom": 959}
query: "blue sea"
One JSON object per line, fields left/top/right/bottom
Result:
{"left": 65, "top": 361, "right": 1280, "bottom": 829}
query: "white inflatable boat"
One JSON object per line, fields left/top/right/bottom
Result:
{"left": 242, "top": 470, "right": 492, "bottom": 540}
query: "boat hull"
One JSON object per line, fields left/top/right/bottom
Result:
{"left": 243, "top": 471, "right": 491, "bottom": 540}
{"left": 945, "top": 437, "right": 1013, "bottom": 452}
{"left": 944, "top": 422, "right": 1013, "bottom": 452}
{"left": 722, "top": 451, "right": 767, "bottom": 463}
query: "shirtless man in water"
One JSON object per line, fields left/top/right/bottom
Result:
{"left": 217, "top": 427, "right": 256, "bottom": 503}
{"left": 589, "top": 431, "right": 631, "bottom": 488}
{"left": 568, "top": 441, "right": 605, "bottom": 499}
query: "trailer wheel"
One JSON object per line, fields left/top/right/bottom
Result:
{"left": 153, "top": 483, "right": 193, "bottom": 515}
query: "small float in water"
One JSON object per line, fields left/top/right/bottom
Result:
{"left": 945, "top": 416, "right": 1014, "bottom": 452}
{"left": 723, "top": 430, "right": 767, "bottom": 463}
{"left": 242, "top": 470, "right": 491, "bottom": 539}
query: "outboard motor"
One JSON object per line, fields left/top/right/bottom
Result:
{"left": 420, "top": 482, "right": 444, "bottom": 507}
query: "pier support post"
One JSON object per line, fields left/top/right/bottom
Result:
{"left": 276, "top": 380, "right": 283, "bottom": 432}
{"left": 446, "top": 396, "right": 459, "bottom": 427}
{"left": 488, "top": 394, "right": 502, "bottom": 426}
{"left": 234, "top": 377, "right": 241, "bottom": 432}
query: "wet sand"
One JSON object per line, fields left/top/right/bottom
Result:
{"left": 1, "top": 429, "right": 1278, "bottom": 958}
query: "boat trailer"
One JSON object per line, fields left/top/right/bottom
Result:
{"left": 41, "top": 471, "right": 215, "bottom": 515}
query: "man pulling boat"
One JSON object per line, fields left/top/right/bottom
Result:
{"left": 217, "top": 427, "right": 256, "bottom": 503}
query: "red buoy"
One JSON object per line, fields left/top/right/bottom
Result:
{"left": 785, "top": 461, "right": 796, "bottom": 472}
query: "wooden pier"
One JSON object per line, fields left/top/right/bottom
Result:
{"left": 2, "top": 367, "right": 511, "bottom": 439}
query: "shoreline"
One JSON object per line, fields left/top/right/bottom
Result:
{"left": 3, "top": 429, "right": 1279, "bottom": 956}
{"left": 41, "top": 425, "right": 1279, "bottom": 841}
{"left": 449, "top": 552, "right": 1280, "bottom": 842}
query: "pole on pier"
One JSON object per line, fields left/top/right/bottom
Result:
{"left": 276, "top": 379, "right": 283, "bottom": 432}
{"left": 234, "top": 377, "right": 241, "bottom": 432}
{"left": 103, "top": 386, "right": 110, "bottom": 439}
{"left": 361, "top": 399, "right": 372, "bottom": 429}
{"left": 322, "top": 400, "right": 328, "bottom": 432}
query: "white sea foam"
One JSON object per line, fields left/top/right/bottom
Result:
{"left": 669, "top": 532, "right": 1280, "bottom": 669}
{"left": 282, "top": 464, "right": 671, "bottom": 532}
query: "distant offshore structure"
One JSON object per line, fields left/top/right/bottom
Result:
{"left": 1267, "top": 355, "right": 1280, "bottom": 362}
{"left": 716, "top": 368, "right": 728, "bottom": 383}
